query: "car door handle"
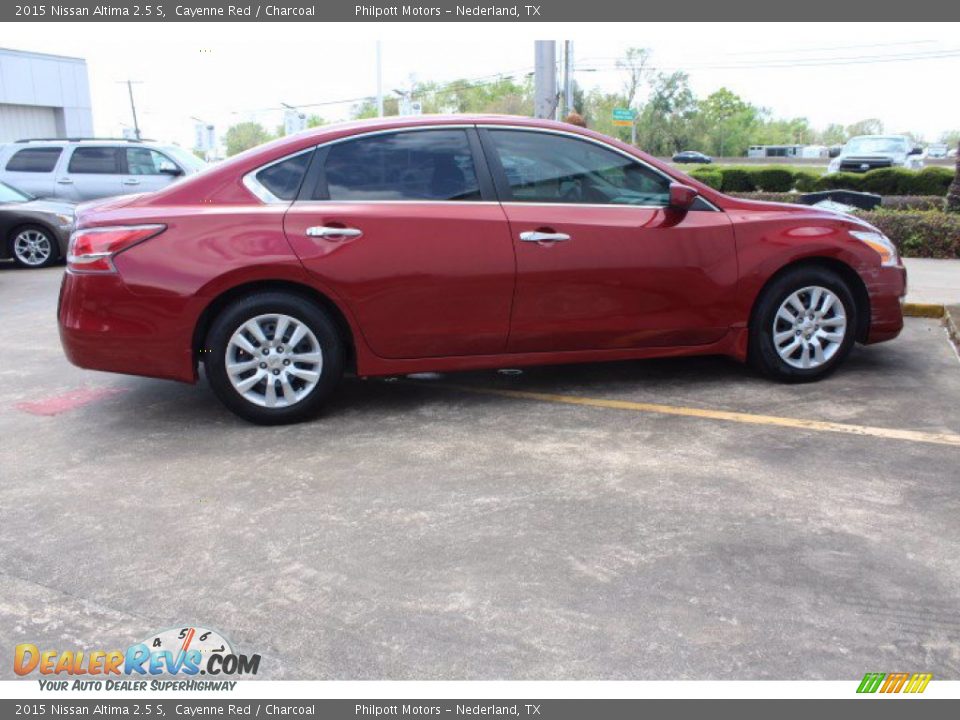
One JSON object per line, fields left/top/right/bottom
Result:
{"left": 57, "top": 178, "right": 73, "bottom": 185}
{"left": 306, "top": 226, "right": 363, "bottom": 239}
{"left": 519, "top": 231, "right": 571, "bottom": 243}
{"left": 122, "top": 178, "right": 141, "bottom": 186}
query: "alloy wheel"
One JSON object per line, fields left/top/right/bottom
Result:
{"left": 13, "top": 229, "right": 53, "bottom": 267}
{"left": 225, "top": 313, "right": 323, "bottom": 408}
{"left": 772, "top": 285, "right": 847, "bottom": 370}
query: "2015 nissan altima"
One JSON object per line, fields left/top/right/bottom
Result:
{"left": 58, "top": 115, "right": 906, "bottom": 424}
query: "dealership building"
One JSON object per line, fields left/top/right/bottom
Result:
{"left": 0, "top": 47, "right": 93, "bottom": 143}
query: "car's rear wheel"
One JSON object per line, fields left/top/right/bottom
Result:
{"left": 749, "top": 266, "right": 858, "bottom": 382}
{"left": 205, "top": 293, "right": 344, "bottom": 424}
{"left": 9, "top": 225, "right": 58, "bottom": 268}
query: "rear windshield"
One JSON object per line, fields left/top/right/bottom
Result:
{"left": 5, "top": 147, "right": 63, "bottom": 173}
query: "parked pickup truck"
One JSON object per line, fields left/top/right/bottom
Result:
{"left": 826, "top": 135, "right": 924, "bottom": 174}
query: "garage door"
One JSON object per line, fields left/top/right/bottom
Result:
{"left": 0, "top": 104, "right": 58, "bottom": 143}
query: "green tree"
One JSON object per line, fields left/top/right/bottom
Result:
{"left": 845, "top": 119, "right": 884, "bottom": 137}
{"left": 616, "top": 47, "right": 652, "bottom": 109}
{"left": 939, "top": 130, "right": 960, "bottom": 148}
{"left": 306, "top": 115, "right": 326, "bottom": 128}
{"left": 818, "top": 123, "right": 847, "bottom": 146}
{"left": 224, "top": 121, "right": 275, "bottom": 156}
{"left": 695, "top": 87, "right": 761, "bottom": 157}
{"left": 635, "top": 72, "right": 697, "bottom": 155}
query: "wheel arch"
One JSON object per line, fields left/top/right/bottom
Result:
{"left": 192, "top": 279, "right": 357, "bottom": 373}
{"left": 748, "top": 256, "right": 871, "bottom": 344}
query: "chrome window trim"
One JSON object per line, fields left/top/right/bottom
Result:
{"left": 243, "top": 123, "right": 720, "bottom": 211}
{"left": 242, "top": 148, "right": 316, "bottom": 205}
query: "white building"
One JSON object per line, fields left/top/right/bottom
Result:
{"left": 0, "top": 48, "right": 93, "bottom": 143}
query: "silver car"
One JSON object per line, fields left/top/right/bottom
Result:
{"left": 0, "top": 180, "right": 74, "bottom": 268}
{"left": 0, "top": 138, "right": 206, "bottom": 202}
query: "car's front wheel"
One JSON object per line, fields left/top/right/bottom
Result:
{"left": 204, "top": 292, "right": 345, "bottom": 424}
{"left": 9, "top": 225, "right": 59, "bottom": 268}
{"left": 749, "top": 266, "right": 858, "bottom": 382}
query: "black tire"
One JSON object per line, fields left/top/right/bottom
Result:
{"left": 9, "top": 224, "right": 60, "bottom": 269}
{"left": 748, "top": 266, "right": 858, "bottom": 383}
{"left": 204, "top": 292, "right": 344, "bottom": 425}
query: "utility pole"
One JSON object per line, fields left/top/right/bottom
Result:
{"left": 533, "top": 41, "right": 557, "bottom": 120}
{"left": 376, "top": 41, "right": 384, "bottom": 117}
{"left": 563, "top": 40, "right": 573, "bottom": 116}
{"left": 119, "top": 80, "right": 142, "bottom": 140}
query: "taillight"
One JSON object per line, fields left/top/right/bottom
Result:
{"left": 67, "top": 224, "right": 166, "bottom": 273}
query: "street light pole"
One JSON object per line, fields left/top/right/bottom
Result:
{"left": 120, "top": 80, "right": 142, "bottom": 139}
{"left": 533, "top": 41, "right": 557, "bottom": 120}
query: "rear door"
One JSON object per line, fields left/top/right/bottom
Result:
{"left": 281, "top": 127, "right": 516, "bottom": 359}
{"left": 479, "top": 127, "right": 738, "bottom": 353}
{"left": 0, "top": 145, "right": 63, "bottom": 198}
{"left": 60, "top": 146, "right": 124, "bottom": 200}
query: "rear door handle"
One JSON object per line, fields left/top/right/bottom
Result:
{"left": 57, "top": 178, "right": 73, "bottom": 185}
{"left": 306, "top": 226, "right": 363, "bottom": 239}
{"left": 519, "top": 231, "right": 571, "bottom": 243}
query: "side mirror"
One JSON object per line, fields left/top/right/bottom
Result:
{"left": 909, "top": 147, "right": 923, "bottom": 156}
{"left": 669, "top": 182, "right": 698, "bottom": 211}
{"left": 159, "top": 163, "right": 183, "bottom": 176}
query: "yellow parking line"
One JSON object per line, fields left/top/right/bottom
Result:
{"left": 433, "top": 384, "right": 960, "bottom": 448}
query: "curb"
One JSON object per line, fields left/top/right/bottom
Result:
{"left": 944, "top": 305, "right": 960, "bottom": 351}
{"left": 902, "top": 302, "right": 946, "bottom": 319}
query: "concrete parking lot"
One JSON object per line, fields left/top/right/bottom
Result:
{"left": 2, "top": 263, "right": 960, "bottom": 680}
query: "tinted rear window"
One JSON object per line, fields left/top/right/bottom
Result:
{"left": 68, "top": 147, "right": 122, "bottom": 174}
{"left": 5, "top": 147, "right": 63, "bottom": 173}
{"left": 255, "top": 151, "right": 312, "bottom": 201}
{"left": 316, "top": 129, "right": 481, "bottom": 201}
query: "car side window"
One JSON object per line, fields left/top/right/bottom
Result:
{"left": 5, "top": 147, "right": 63, "bottom": 173}
{"left": 488, "top": 130, "right": 671, "bottom": 206}
{"left": 68, "top": 147, "right": 123, "bottom": 174}
{"left": 126, "top": 148, "right": 178, "bottom": 175}
{"left": 313, "top": 129, "right": 481, "bottom": 201}
{"left": 255, "top": 151, "right": 312, "bottom": 201}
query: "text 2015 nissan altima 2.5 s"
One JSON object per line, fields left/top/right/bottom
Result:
{"left": 58, "top": 115, "right": 906, "bottom": 425}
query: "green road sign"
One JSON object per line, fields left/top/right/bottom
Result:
{"left": 612, "top": 107, "right": 636, "bottom": 121}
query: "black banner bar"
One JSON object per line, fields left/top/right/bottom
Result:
{"left": 3, "top": 0, "right": 959, "bottom": 22}
{"left": 2, "top": 699, "right": 960, "bottom": 719}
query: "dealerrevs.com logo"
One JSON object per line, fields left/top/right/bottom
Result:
{"left": 14, "top": 626, "right": 261, "bottom": 691}
{"left": 857, "top": 672, "right": 933, "bottom": 694}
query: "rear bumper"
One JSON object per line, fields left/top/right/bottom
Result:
{"left": 58, "top": 270, "right": 196, "bottom": 383}
{"left": 864, "top": 264, "right": 907, "bottom": 344}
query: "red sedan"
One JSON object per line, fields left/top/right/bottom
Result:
{"left": 58, "top": 116, "right": 906, "bottom": 424}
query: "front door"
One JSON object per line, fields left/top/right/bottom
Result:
{"left": 59, "top": 146, "right": 124, "bottom": 201}
{"left": 282, "top": 128, "right": 515, "bottom": 360}
{"left": 479, "top": 128, "right": 738, "bottom": 353}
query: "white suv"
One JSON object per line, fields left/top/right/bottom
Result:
{"left": 0, "top": 138, "right": 206, "bottom": 201}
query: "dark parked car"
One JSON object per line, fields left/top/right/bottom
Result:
{"left": 0, "top": 180, "right": 74, "bottom": 268}
{"left": 672, "top": 150, "right": 712, "bottom": 164}
{"left": 59, "top": 115, "right": 905, "bottom": 425}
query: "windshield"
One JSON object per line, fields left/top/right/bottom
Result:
{"left": 0, "top": 181, "right": 31, "bottom": 203}
{"left": 161, "top": 145, "right": 208, "bottom": 173}
{"left": 843, "top": 137, "right": 908, "bottom": 155}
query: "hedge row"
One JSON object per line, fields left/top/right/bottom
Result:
{"left": 852, "top": 210, "right": 960, "bottom": 259}
{"left": 689, "top": 165, "right": 955, "bottom": 196}
{"left": 727, "top": 193, "right": 948, "bottom": 211}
